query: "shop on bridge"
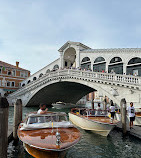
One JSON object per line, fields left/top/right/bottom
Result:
{"left": 81, "top": 57, "right": 91, "bottom": 70}
{"left": 126, "top": 57, "right": 141, "bottom": 76}
{"left": 108, "top": 57, "right": 123, "bottom": 74}
{"left": 93, "top": 57, "right": 106, "bottom": 72}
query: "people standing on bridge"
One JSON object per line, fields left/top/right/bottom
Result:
{"left": 37, "top": 103, "right": 48, "bottom": 114}
{"left": 127, "top": 102, "right": 135, "bottom": 129}
{"left": 109, "top": 100, "right": 115, "bottom": 123}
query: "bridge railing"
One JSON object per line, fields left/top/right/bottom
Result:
{"left": 9, "top": 69, "right": 141, "bottom": 97}
{"left": 67, "top": 69, "right": 140, "bottom": 85}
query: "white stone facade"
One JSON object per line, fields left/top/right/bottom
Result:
{"left": 21, "top": 41, "right": 141, "bottom": 87}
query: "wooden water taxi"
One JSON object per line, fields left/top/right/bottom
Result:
{"left": 69, "top": 108, "right": 119, "bottom": 136}
{"left": 18, "top": 112, "right": 81, "bottom": 158}
{"left": 116, "top": 110, "right": 141, "bottom": 126}
{"left": 135, "top": 112, "right": 141, "bottom": 125}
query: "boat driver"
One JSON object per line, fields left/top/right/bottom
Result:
{"left": 37, "top": 103, "right": 48, "bottom": 114}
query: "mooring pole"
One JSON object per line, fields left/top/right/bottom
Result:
{"left": 13, "top": 99, "right": 22, "bottom": 142}
{"left": 0, "top": 97, "right": 9, "bottom": 158}
{"left": 120, "top": 98, "right": 127, "bottom": 134}
{"left": 91, "top": 92, "right": 94, "bottom": 109}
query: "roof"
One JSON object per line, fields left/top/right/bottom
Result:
{"left": 0, "top": 60, "right": 30, "bottom": 71}
{"left": 80, "top": 48, "right": 141, "bottom": 53}
{"left": 58, "top": 41, "right": 91, "bottom": 52}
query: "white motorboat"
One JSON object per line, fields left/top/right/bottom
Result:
{"left": 52, "top": 102, "right": 82, "bottom": 109}
{"left": 69, "top": 108, "right": 119, "bottom": 137}
{"left": 116, "top": 111, "right": 141, "bottom": 126}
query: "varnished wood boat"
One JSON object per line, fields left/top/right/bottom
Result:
{"left": 18, "top": 112, "right": 81, "bottom": 158}
{"left": 69, "top": 108, "right": 119, "bottom": 136}
{"left": 116, "top": 111, "right": 141, "bottom": 126}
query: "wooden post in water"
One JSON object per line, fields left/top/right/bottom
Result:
{"left": 91, "top": 92, "right": 94, "bottom": 109}
{"left": 13, "top": 99, "right": 22, "bottom": 142}
{"left": 120, "top": 98, "right": 127, "bottom": 134}
{"left": 0, "top": 97, "right": 9, "bottom": 158}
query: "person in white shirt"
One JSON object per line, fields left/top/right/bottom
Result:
{"left": 96, "top": 103, "right": 102, "bottom": 115}
{"left": 37, "top": 103, "right": 48, "bottom": 114}
{"left": 109, "top": 100, "right": 115, "bottom": 123}
{"left": 127, "top": 102, "right": 135, "bottom": 129}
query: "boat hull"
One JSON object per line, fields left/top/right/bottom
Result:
{"left": 24, "top": 143, "right": 66, "bottom": 158}
{"left": 69, "top": 113, "right": 116, "bottom": 136}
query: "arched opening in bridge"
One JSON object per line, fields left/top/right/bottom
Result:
{"left": 39, "top": 73, "right": 43, "bottom": 78}
{"left": 93, "top": 57, "right": 105, "bottom": 72}
{"left": 127, "top": 57, "right": 141, "bottom": 76}
{"left": 26, "top": 81, "right": 96, "bottom": 107}
{"left": 108, "top": 57, "right": 123, "bottom": 74}
{"left": 27, "top": 80, "right": 31, "bottom": 84}
{"left": 63, "top": 47, "right": 76, "bottom": 68}
{"left": 33, "top": 77, "right": 37, "bottom": 81}
{"left": 81, "top": 57, "right": 91, "bottom": 70}
{"left": 22, "top": 83, "right": 25, "bottom": 87}
{"left": 53, "top": 65, "right": 59, "bottom": 71}
{"left": 46, "top": 69, "right": 50, "bottom": 73}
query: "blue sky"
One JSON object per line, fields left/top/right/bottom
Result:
{"left": 0, "top": 0, "right": 141, "bottom": 74}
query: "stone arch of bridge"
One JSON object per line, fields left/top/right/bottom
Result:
{"left": 23, "top": 78, "right": 120, "bottom": 107}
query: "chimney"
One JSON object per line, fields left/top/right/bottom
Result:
{"left": 16, "top": 61, "right": 19, "bottom": 68}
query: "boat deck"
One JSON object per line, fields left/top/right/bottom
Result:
{"left": 85, "top": 116, "right": 119, "bottom": 124}
{"left": 136, "top": 112, "right": 141, "bottom": 117}
{"left": 71, "top": 112, "right": 119, "bottom": 124}
{"left": 18, "top": 127, "right": 81, "bottom": 151}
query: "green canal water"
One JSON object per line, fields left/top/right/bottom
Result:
{"left": 8, "top": 106, "right": 141, "bottom": 158}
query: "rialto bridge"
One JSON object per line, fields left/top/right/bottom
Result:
{"left": 8, "top": 41, "right": 141, "bottom": 108}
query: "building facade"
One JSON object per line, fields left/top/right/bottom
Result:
{"left": 0, "top": 61, "right": 30, "bottom": 96}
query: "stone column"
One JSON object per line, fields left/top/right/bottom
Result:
{"left": 75, "top": 48, "right": 80, "bottom": 68}
{"left": 60, "top": 52, "right": 64, "bottom": 69}
{"left": 123, "top": 63, "right": 126, "bottom": 75}
{"left": 105, "top": 62, "right": 108, "bottom": 73}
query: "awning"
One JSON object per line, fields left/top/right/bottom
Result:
{"left": 3, "top": 89, "right": 17, "bottom": 92}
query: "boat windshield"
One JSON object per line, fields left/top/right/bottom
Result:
{"left": 28, "top": 115, "right": 67, "bottom": 124}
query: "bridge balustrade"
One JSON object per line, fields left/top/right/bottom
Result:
{"left": 9, "top": 69, "right": 141, "bottom": 98}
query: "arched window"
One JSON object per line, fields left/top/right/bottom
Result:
{"left": 27, "top": 80, "right": 31, "bottom": 84}
{"left": 39, "top": 73, "right": 43, "bottom": 78}
{"left": 8, "top": 71, "right": 12, "bottom": 75}
{"left": 94, "top": 57, "right": 105, "bottom": 63}
{"left": 81, "top": 57, "right": 90, "bottom": 63}
{"left": 81, "top": 57, "right": 91, "bottom": 70}
{"left": 127, "top": 57, "right": 141, "bottom": 76}
{"left": 108, "top": 57, "right": 123, "bottom": 74}
{"left": 53, "top": 65, "right": 59, "bottom": 70}
{"left": 22, "top": 83, "right": 25, "bottom": 87}
{"left": 110, "top": 57, "right": 122, "bottom": 64}
{"left": 128, "top": 57, "right": 141, "bottom": 65}
{"left": 33, "top": 77, "right": 37, "bottom": 81}
{"left": 93, "top": 57, "right": 106, "bottom": 72}
{"left": 46, "top": 69, "right": 50, "bottom": 73}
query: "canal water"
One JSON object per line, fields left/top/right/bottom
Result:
{"left": 8, "top": 106, "right": 141, "bottom": 158}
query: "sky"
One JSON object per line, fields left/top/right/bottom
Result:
{"left": 0, "top": 0, "right": 141, "bottom": 74}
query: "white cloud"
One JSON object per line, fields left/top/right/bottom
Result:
{"left": 0, "top": 0, "right": 141, "bottom": 73}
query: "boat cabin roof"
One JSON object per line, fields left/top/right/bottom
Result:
{"left": 28, "top": 112, "right": 67, "bottom": 117}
